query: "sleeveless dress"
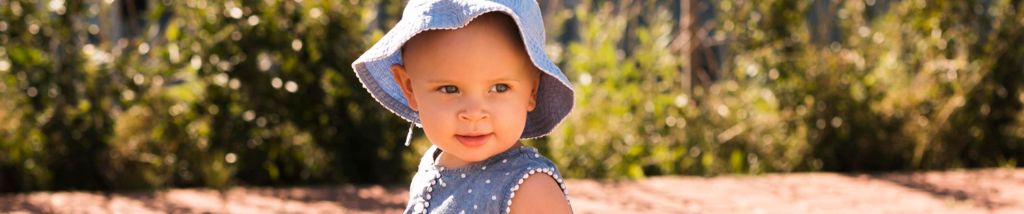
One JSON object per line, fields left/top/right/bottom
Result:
{"left": 403, "top": 145, "right": 571, "bottom": 214}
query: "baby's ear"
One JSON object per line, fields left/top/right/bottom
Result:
{"left": 527, "top": 70, "right": 541, "bottom": 112}
{"left": 391, "top": 64, "right": 419, "bottom": 111}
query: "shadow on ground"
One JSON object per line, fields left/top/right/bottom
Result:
{"left": 868, "top": 169, "right": 1021, "bottom": 211}
{"left": 1, "top": 186, "right": 408, "bottom": 214}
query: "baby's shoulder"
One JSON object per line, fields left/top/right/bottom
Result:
{"left": 480, "top": 147, "right": 570, "bottom": 213}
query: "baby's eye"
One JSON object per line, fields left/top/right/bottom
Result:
{"left": 438, "top": 85, "right": 459, "bottom": 94}
{"left": 489, "top": 84, "right": 510, "bottom": 93}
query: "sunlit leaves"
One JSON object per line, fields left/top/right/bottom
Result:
{"left": 545, "top": 0, "right": 1024, "bottom": 179}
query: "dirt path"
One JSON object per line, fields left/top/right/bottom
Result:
{"left": 3, "top": 169, "right": 1023, "bottom": 213}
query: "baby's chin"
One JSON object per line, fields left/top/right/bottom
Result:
{"left": 448, "top": 152, "right": 493, "bottom": 163}
{"left": 442, "top": 139, "right": 518, "bottom": 161}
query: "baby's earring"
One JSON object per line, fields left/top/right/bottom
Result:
{"left": 405, "top": 122, "right": 416, "bottom": 146}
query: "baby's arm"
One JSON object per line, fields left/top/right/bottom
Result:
{"left": 509, "top": 174, "right": 572, "bottom": 213}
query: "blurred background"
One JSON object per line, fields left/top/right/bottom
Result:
{"left": 0, "top": 0, "right": 1022, "bottom": 193}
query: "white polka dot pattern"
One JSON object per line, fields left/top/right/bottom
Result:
{"left": 405, "top": 146, "right": 568, "bottom": 214}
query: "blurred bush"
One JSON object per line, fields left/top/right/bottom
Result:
{"left": 543, "top": 0, "right": 1024, "bottom": 178}
{"left": 0, "top": 0, "right": 414, "bottom": 192}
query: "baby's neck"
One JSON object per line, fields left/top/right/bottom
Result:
{"left": 435, "top": 141, "right": 525, "bottom": 168}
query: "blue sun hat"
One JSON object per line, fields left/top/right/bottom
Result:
{"left": 351, "top": 0, "right": 575, "bottom": 145}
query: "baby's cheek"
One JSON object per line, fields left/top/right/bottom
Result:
{"left": 417, "top": 104, "right": 457, "bottom": 139}
{"left": 493, "top": 103, "right": 530, "bottom": 139}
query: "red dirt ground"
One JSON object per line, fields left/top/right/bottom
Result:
{"left": 3, "top": 168, "right": 1024, "bottom": 213}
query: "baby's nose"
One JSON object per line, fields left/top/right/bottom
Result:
{"left": 458, "top": 105, "right": 489, "bottom": 122}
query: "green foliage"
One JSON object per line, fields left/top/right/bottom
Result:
{"left": 543, "top": 0, "right": 1024, "bottom": 178}
{"left": 0, "top": 0, "right": 413, "bottom": 192}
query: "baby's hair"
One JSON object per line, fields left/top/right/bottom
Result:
{"left": 401, "top": 12, "right": 526, "bottom": 61}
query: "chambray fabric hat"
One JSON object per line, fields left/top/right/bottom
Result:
{"left": 351, "top": 0, "right": 575, "bottom": 144}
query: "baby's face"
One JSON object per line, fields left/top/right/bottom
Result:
{"left": 391, "top": 14, "right": 540, "bottom": 163}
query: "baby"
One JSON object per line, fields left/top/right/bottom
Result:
{"left": 351, "top": 0, "right": 575, "bottom": 213}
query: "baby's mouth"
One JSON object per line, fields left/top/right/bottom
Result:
{"left": 455, "top": 133, "right": 492, "bottom": 148}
